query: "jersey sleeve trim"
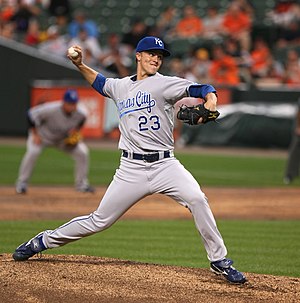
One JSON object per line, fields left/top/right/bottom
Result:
{"left": 92, "top": 73, "right": 108, "bottom": 97}
{"left": 188, "top": 84, "right": 216, "bottom": 99}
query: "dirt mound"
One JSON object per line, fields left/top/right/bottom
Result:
{"left": 1, "top": 254, "right": 299, "bottom": 303}
{"left": 1, "top": 186, "right": 300, "bottom": 302}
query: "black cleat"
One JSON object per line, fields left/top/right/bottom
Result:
{"left": 77, "top": 185, "right": 95, "bottom": 193}
{"left": 16, "top": 185, "right": 27, "bottom": 194}
{"left": 13, "top": 232, "right": 46, "bottom": 261}
{"left": 210, "top": 258, "right": 247, "bottom": 284}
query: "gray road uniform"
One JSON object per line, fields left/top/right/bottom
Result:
{"left": 16, "top": 101, "right": 91, "bottom": 192}
{"left": 41, "top": 72, "right": 227, "bottom": 262}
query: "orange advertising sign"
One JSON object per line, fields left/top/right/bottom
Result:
{"left": 31, "top": 86, "right": 105, "bottom": 138}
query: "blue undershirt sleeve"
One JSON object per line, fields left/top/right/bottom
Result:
{"left": 91, "top": 73, "right": 108, "bottom": 97}
{"left": 188, "top": 84, "right": 216, "bottom": 99}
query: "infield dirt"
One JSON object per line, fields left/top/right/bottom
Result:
{"left": 0, "top": 186, "right": 299, "bottom": 302}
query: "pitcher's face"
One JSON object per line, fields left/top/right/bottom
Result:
{"left": 136, "top": 50, "right": 163, "bottom": 77}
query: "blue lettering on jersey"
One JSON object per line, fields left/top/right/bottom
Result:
{"left": 117, "top": 91, "right": 156, "bottom": 118}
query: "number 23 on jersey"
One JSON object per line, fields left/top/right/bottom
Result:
{"left": 138, "top": 115, "right": 160, "bottom": 131}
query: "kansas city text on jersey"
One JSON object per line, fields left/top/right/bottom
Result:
{"left": 117, "top": 91, "right": 156, "bottom": 118}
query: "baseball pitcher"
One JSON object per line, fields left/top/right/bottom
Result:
{"left": 13, "top": 36, "right": 246, "bottom": 284}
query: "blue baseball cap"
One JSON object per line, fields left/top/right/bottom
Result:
{"left": 136, "top": 36, "right": 171, "bottom": 57}
{"left": 63, "top": 89, "right": 79, "bottom": 103}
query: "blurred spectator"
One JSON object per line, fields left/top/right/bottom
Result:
{"left": 38, "top": 25, "right": 68, "bottom": 57}
{"left": 156, "top": 6, "right": 178, "bottom": 39}
{"left": 234, "top": 0, "right": 255, "bottom": 21}
{"left": 121, "top": 18, "right": 150, "bottom": 51}
{"left": 266, "top": 0, "right": 300, "bottom": 28}
{"left": 24, "top": 18, "right": 41, "bottom": 45}
{"left": 209, "top": 44, "right": 240, "bottom": 86}
{"left": 222, "top": 1, "right": 252, "bottom": 51}
{"left": 174, "top": 4, "right": 203, "bottom": 38}
{"left": 0, "top": 21, "right": 16, "bottom": 39}
{"left": 9, "top": 0, "right": 41, "bottom": 34}
{"left": 284, "top": 97, "right": 300, "bottom": 184}
{"left": 0, "top": 2, "right": 15, "bottom": 24}
{"left": 79, "top": 47, "right": 99, "bottom": 69}
{"left": 276, "top": 19, "right": 300, "bottom": 48}
{"left": 98, "top": 33, "right": 131, "bottom": 77}
{"left": 266, "top": 55, "right": 285, "bottom": 82}
{"left": 250, "top": 37, "right": 285, "bottom": 86}
{"left": 68, "top": 9, "right": 98, "bottom": 39}
{"left": 250, "top": 37, "right": 272, "bottom": 78}
{"left": 283, "top": 49, "right": 300, "bottom": 86}
{"left": 254, "top": 55, "right": 285, "bottom": 87}
{"left": 224, "top": 38, "right": 252, "bottom": 84}
{"left": 202, "top": 6, "right": 224, "bottom": 41}
{"left": 224, "top": 37, "right": 242, "bottom": 58}
{"left": 167, "top": 57, "right": 196, "bottom": 81}
{"left": 189, "top": 48, "right": 212, "bottom": 83}
{"left": 69, "top": 27, "right": 102, "bottom": 66}
{"left": 168, "top": 57, "right": 186, "bottom": 77}
{"left": 47, "top": 0, "right": 71, "bottom": 26}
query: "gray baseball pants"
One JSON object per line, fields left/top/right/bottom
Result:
{"left": 42, "top": 156, "right": 227, "bottom": 262}
{"left": 16, "top": 133, "right": 90, "bottom": 190}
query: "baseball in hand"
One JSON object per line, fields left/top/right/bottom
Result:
{"left": 68, "top": 47, "right": 79, "bottom": 58}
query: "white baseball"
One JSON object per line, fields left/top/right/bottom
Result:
{"left": 68, "top": 47, "right": 79, "bottom": 58}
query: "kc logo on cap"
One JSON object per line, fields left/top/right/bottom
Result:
{"left": 154, "top": 38, "right": 163, "bottom": 47}
{"left": 136, "top": 36, "right": 171, "bottom": 57}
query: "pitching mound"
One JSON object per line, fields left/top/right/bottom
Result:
{"left": 1, "top": 186, "right": 300, "bottom": 302}
{"left": 1, "top": 254, "right": 299, "bottom": 303}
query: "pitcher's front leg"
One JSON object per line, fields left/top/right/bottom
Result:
{"left": 155, "top": 159, "right": 227, "bottom": 262}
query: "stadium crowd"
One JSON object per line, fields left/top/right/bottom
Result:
{"left": 1, "top": 0, "right": 300, "bottom": 87}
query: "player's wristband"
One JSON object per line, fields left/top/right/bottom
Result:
{"left": 188, "top": 84, "right": 216, "bottom": 99}
{"left": 92, "top": 73, "right": 108, "bottom": 97}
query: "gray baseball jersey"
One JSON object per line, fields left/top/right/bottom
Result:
{"left": 28, "top": 101, "right": 87, "bottom": 145}
{"left": 41, "top": 72, "right": 228, "bottom": 263}
{"left": 16, "top": 101, "right": 91, "bottom": 191}
{"left": 104, "top": 72, "right": 191, "bottom": 153}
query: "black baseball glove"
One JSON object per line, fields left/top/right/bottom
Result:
{"left": 177, "top": 103, "right": 220, "bottom": 125}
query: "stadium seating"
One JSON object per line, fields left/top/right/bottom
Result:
{"left": 68, "top": 0, "right": 276, "bottom": 48}
{"left": 33, "top": 0, "right": 282, "bottom": 57}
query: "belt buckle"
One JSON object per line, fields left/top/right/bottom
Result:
{"left": 143, "top": 153, "right": 158, "bottom": 163}
{"left": 142, "top": 154, "right": 150, "bottom": 162}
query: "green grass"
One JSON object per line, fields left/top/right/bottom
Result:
{"left": 0, "top": 144, "right": 296, "bottom": 187}
{"left": 1, "top": 144, "right": 299, "bottom": 278}
{"left": 1, "top": 220, "right": 299, "bottom": 277}
{"left": 0, "top": 145, "right": 120, "bottom": 185}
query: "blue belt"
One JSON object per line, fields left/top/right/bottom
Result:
{"left": 122, "top": 150, "right": 171, "bottom": 163}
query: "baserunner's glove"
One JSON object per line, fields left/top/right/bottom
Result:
{"left": 177, "top": 103, "right": 220, "bottom": 125}
{"left": 64, "top": 131, "right": 82, "bottom": 146}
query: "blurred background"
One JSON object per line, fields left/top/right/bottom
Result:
{"left": 1, "top": 0, "right": 300, "bottom": 149}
